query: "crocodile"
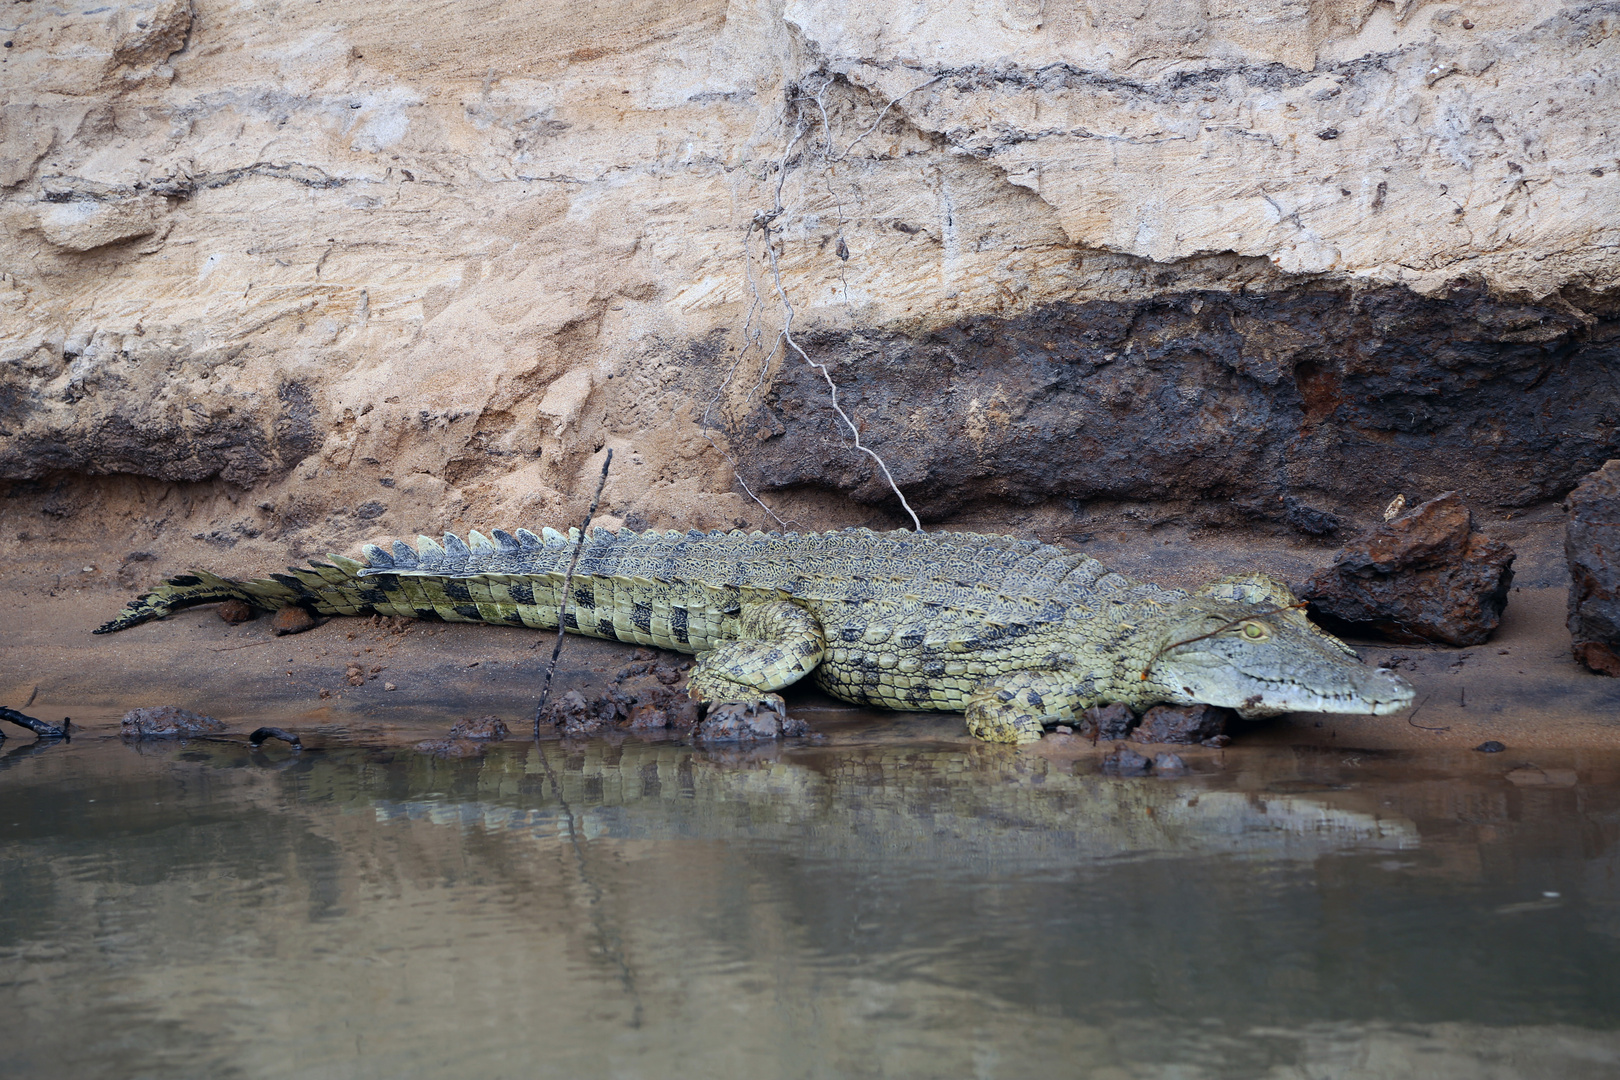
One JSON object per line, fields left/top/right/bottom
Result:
{"left": 95, "top": 526, "right": 1416, "bottom": 742}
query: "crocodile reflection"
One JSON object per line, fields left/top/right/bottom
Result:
{"left": 341, "top": 740, "right": 1420, "bottom": 863}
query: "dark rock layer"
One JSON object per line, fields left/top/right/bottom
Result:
{"left": 727, "top": 284, "right": 1620, "bottom": 525}
{"left": 1565, "top": 460, "right": 1620, "bottom": 676}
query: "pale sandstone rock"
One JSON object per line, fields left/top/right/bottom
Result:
{"left": 0, "top": 0, "right": 1614, "bottom": 549}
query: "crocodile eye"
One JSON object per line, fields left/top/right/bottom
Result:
{"left": 1239, "top": 621, "right": 1269, "bottom": 640}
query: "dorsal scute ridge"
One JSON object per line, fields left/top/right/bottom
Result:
{"left": 443, "top": 533, "right": 470, "bottom": 557}
{"left": 467, "top": 530, "right": 495, "bottom": 553}
{"left": 363, "top": 544, "right": 394, "bottom": 568}
{"left": 391, "top": 540, "right": 418, "bottom": 566}
{"left": 416, "top": 535, "right": 444, "bottom": 559}
{"left": 491, "top": 529, "right": 520, "bottom": 553}
{"left": 516, "top": 529, "right": 542, "bottom": 549}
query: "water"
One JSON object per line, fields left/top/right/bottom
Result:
{"left": 2, "top": 718, "right": 1618, "bottom": 1079}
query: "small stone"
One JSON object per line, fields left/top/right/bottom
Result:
{"left": 1078, "top": 702, "right": 1136, "bottom": 741}
{"left": 1132, "top": 703, "right": 1232, "bottom": 745}
{"left": 270, "top": 606, "right": 318, "bottom": 635}
{"left": 414, "top": 738, "right": 486, "bottom": 758}
{"left": 1474, "top": 740, "right": 1506, "bottom": 753}
{"left": 1101, "top": 744, "right": 1153, "bottom": 776}
{"left": 384, "top": 682, "right": 397, "bottom": 691}
{"left": 447, "top": 715, "right": 509, "bottom": 741}
{"left": 626, "top": 703, "right": 670, "bottom": 730}
{"left": 1303, "top": 491, "right": 1514, "bottom": 646}
{"left": 1565, "top": 460, "right": 1620, "bottom": 675}
{"left": 543, "top": 690, "right": 618, "bottom": 737}
{"left": 1152, "top": 752, "right": 1188, "bottom": 775}
{"left": 217, "top": 599, "right": 255, "bottom": 624}
{"left": 696, "top": 701, "right": 811, "bottom": 742}
{"left": 121, "top": 706, "right": 225, "bottom": 738}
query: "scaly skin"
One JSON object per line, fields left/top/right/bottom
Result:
{"left": 95, "top": 526, "right": 1416, "bottom": 742}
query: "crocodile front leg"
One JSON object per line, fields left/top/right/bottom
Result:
{"left": 686, "top": 600, "right": 827, "bottom": 714}
{"left": 964, "top": 671, "right": 1096, "bottom": 744}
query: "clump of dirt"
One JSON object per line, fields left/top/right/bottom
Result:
{"left": 539, "top": 650, "right": 700, "bottom": 738}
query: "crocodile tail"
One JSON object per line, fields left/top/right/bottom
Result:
{"left": 93, "top": 554, "right": 378, "bottom": 634}
{"left": 93, "top": 570, "right": 286, "bottom": 634}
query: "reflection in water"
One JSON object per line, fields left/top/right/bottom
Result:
{"left": 1, "top": 734, "right": 1618, "bottom": 1079}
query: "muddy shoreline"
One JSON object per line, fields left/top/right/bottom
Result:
{"left": 5, "top": 508, "right": 1615, "bottom": 756}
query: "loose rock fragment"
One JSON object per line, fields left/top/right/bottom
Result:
{"left": 121, "top": 706, "right": 225, "bottom": 738}
{"left": 1152, "top": 752, "right": 1188, "bottom": 775}
{"left": 695, "top": 702, "right": 811, "bottom": 743}
{"left": 270, "top": 606, "right": 318, "bottom": 635}
{"left": 1100, "top": 744, "right": 1153, "bottom": 776}
{"left": 217, "top": 599, "right": 255, "bottom": 624}
{"left": 1077, "top": 702, "right": 1137, "bottom": 741}
{"left": 448, "top": 715, "right": 509, "bottom": 741}
{"left": 1564, "top": 460, "right": 1620, "bottom": 675}
{"left": 414, "top": 738, "right": 489, "bottom": 759}
{"left": 1131, "top": 704, "right": 1232, "bottom": 745}
{"left": 1303, "top": 491, "right": 1514, "bottom": 646}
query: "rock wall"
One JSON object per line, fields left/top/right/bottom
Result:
{"left": 1, "top": 0, "right": 1617, "bottom": 557}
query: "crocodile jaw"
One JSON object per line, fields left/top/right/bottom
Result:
{"left": 1167, "top": 665, "right": 1417, "bottom": 718}
{"left": 1144, "top": 609, "right": 1417, "bottom": 718}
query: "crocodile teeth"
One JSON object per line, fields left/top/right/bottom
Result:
{"left": 515, "top": 529, "right": 542, "bottom": 550}
{"left": 363, "top": 545, "right": 394, "bottom": 568}
{"left": 416, "top": 536, "right": 445, "bottom": 558}
{"left": 467, "top": 530, "right": 494, "bottom": 553}
{"left": 391, "top": 540, "right": 419, "bottom": 567}
{"left": 442, "top": 533, "right": 470, "bottom": 557}
{"left": 491, "top": 529, "right": 519, "bottom": 553}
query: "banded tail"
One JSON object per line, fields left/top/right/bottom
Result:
{"left": 94, "top": 555, "right": 381, "bottom": 634}
{"left": 95, "top": 527, "right": 588, "bottom": 635}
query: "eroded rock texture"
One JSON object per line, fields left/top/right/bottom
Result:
{"left": 0, "top": 0, "right": 1616, "bottom": 556}
{"left": 1304, "top": 492, "right": 1515, "bottom": 645}
{"left": 725, "top": 286, "right": 1619, "bottom": 521}
{"left": 1565, "top": 460, "right": 1620, "bottom": 676}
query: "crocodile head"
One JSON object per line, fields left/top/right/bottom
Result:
{"left": 1139, "top": 599, "right": 1415, "bottom": 717}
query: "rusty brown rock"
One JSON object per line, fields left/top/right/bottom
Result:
{"left": 1131, "top": 704, "right": 1232, "bottom": 746}
{"left": 121, "top": 706, "right": 225, "bottom": 738}
{"left": 1565, "top": 460, "right": 1620, "bottom": 676}
{"left": 217, "top": 599, "right": 255, "bottom": 625}
{"left": 448, "top": 715, "right": 509, "bottom": 741}
{"left": 1077, "top": 703, "right": 1137, "bottom": 741}
{"left": 270, "top": 606, "right": 318, "bottom": 636}
{"left": 1303, "top": 492, "right": 1514, "bottom": 646}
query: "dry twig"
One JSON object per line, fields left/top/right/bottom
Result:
{"left": 532, "top": 450, "right": 613, "bottom": 735}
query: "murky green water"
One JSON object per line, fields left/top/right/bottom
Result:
{"left": 2, "top": 716, "right": 1618, "bottom": 1079}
